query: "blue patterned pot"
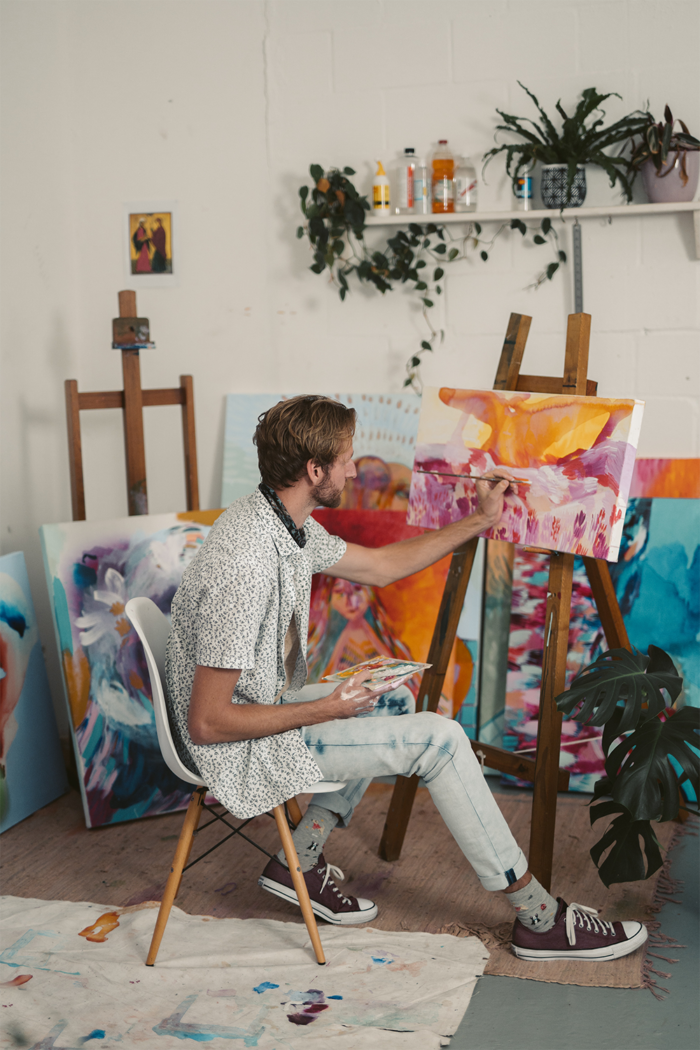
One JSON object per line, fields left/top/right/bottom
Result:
{"left": 541, "top": 163, "right": 587, "bottom": 208}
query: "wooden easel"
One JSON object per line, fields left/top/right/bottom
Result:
{"left": 65, "top": 290, "right": 200, "bottom": 520}
{"left": 379, "top": 312, "right": 631, "bottom": 889}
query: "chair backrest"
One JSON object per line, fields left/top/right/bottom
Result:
{"left": 125, "top": 597, "right": 204, "bottom": 787}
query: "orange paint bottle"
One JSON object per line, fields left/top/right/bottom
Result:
{"left": 432, "top": 140, "right": 455, "bottom": 213}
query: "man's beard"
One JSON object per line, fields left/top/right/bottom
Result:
{"left": 311, "top": 473, "right": 343, "bottom": 509}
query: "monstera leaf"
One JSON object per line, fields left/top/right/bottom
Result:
{"left": 556, "top": 646, "right": 683, "bottom": 736}
{"left": 589, "top": 800, "right": 663, "bottom": 887}
{"left": 605, "top": 706, "right": 700, "bottom": 822}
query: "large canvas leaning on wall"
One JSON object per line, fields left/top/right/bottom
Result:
{"left": 0, "top": 552, "right": 67, "bottom": 833}
{"left": 222, "top": 393, "right": 483, "bottom": 727}
{"left": 408, "top": 387, "right": 645, "bottom": 560}
{"left": 40, "top": 512, "right": 215, "bottom": 828}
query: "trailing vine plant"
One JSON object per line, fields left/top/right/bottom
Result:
{"left": 297, "top": 164, "right": 566, "bottom": 393}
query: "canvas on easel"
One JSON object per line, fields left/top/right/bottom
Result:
{"left": 379, "top": 312, "right": 637, "bottom": 890}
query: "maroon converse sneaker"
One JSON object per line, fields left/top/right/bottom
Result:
{"left": 258, "top": 854, "right": 378, "bottom": 925}
{"left": 512, "top": 898, "right": 648, "bottom": 961}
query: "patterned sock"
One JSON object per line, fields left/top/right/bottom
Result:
{"left": 507, "top": 875, "right": 558, "bottom": 933}
{"left": 277, "top": 805, "right": 339, "bottom": 873}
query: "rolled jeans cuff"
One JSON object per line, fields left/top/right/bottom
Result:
{"left": 477, "top": 847, "right": 529, "bottom": 892}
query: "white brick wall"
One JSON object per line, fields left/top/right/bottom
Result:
{"left": 1, "top": 0, "right": 698, "bottom": 729}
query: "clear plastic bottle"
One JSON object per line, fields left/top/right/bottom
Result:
{"left": 394, "top": 148, "right": 416, "bottom": 214}
{"left": 454, "top": 160, "right": 477, "bottom": 212}
{"left": 413, "top": 156, "right": 430, "bottom": 214}
{"left": 432, "top": 140, "right": 455, "bottom": 214}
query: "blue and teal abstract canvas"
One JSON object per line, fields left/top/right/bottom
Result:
{"left": 0, "top": 551, "right": 67, "bottom": 833}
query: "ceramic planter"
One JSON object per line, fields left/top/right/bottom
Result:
{"left": 540, "top": 163, "right": 587, "bottom": 208}
{"left": 641, "top": 152, "right": 699, "bottom": 203}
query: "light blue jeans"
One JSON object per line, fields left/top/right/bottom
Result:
{"left": 286, "top": 683, "right": 528, "bottom": 892}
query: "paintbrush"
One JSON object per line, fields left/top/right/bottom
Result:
{"left": 416, "top": 469, "right": 531, "bottom": 486}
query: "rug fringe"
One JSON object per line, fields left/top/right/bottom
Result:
{"left": 640, "top": 816, "right": 698, "bottom": 1000}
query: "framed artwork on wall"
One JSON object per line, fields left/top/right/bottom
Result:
{"left": 123, "top": 200, "right": 178, "bottom": 288}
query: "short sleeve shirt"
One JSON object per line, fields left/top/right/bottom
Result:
{"left": 165, "top": 490, "right": 346, "bottom": 818}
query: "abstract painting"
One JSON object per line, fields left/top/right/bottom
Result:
{"left": 222, "top": 392, "right": 421, "bottom": 508}
{"left": 630, "top": 457, "right": 699, "bottom": 498}
{"left": 503, "top": 496, "right": 700, "bottom": 792}
{"left": 0, "top": 552, "right": 67, "bottom": 833}
{"left": 408, "top": 387, "right": 645, "bottom": 560}
{"left": 40, "top": 512, "right": 214, "bottom": 828}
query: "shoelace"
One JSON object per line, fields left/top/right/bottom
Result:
{"left": 565, "top": 902, "right": 615, "bottom": 946}
{"left": 319, "top": 863, "right": 352, "bottom": 905}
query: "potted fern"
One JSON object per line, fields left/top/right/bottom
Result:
{"left": 484, "top": 83, "right": 648, "bottom": 208}
{"left": 629, "top": 105, "right": 700, "bottom": 203}
{"left": 556, "top": 646, "right": 699, "bottom": 886}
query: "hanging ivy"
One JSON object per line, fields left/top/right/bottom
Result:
{"left": 297, "top": 165, "right": 565, "bottom": 394}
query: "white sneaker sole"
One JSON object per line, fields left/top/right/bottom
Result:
{"left": 513, "top": 923, "right": 648, "bottom": 961}
{"left": 258, "top": 875, "right": 378, "bottom": 925}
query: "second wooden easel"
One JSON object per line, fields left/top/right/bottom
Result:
{"left": 65, "top": 290, "right": 200, "bottom": 520}
{"left": 379, "top": 312, "right": 631, "bottom": 889}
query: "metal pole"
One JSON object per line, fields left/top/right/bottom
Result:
{"left": 573, "top": 221, "right": 583, "bottom": 314}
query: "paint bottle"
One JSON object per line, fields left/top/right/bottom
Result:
{"left": 394, "top": 149, "right": 416, "bottom": 214}
{"left": 413, "top": 156, "right": 430, "bottom": 214}
{"left": 432, "top": 140, "right": 455, "bottom": 214}
{"left": 514, "top": 173, "right": 533, "bottom": 211}
{"left": 454, "top": 160, "right": 477, "bottom": 212}
{"left": 373, "top": 161, "right": 391, "bottom": 215}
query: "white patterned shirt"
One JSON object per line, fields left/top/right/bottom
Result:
{"left": 165, "top": 490, "right": 346, "bottom": 818}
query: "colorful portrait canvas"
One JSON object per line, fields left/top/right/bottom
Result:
{"left": 408, "top": 387, "right": 645, "bottom": 560}
{"left": 503, "top": 494, "right": 699, "bottom": 792}
{"left": 1, "top": 551, "right": 67, "bottom": 833}
{"left": 40, "top": 512, "right": 214, "bottom": 828}
{"left": 308, "top": 510, "right": 478, "bottom": 722}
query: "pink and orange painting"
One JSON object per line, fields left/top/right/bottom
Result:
{"left": 407, "top": 387, "right": 645, "bottom": 561}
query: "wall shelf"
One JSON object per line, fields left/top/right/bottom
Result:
{"left": 366, "top": 201, "right": 700, "bottom": 257}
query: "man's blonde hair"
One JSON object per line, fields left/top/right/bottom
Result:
{"left": 253, "top": 395, "right": 356, "bottom": 490}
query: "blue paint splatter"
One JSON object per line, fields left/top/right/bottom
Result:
{"left": 371, "top": 956, "right": 393, "bottom": 964}
{"left": 327, "top": 994, "right": 343, "bottom": 999}
{"left": 253, "top": 981, "right": 279, "bottom": 994}
{"left": 83, "top": 1032, "right": 105, "bottom": 1043}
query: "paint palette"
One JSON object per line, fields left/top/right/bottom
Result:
{"left": 322, "top": 656, "right": 431, "bottom": 690}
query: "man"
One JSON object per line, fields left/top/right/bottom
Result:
{"left": 166, "top": 395, "right": 647, "bottom": 962}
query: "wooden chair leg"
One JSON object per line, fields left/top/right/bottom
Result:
{"left": 273, "top": 804, "right": 326, "bottom": 965}
{"left": 287, "top": 796, "right": 303, "bottom": 828}
{"left": 146, "top": 787, "right": 205, "bottom": 966}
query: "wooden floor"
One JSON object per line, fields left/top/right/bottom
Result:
{"left": 1, "top": 782, "right": 522, "bottom": 934}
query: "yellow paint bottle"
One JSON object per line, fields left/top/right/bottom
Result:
{"left": 373, "top": 161, "right": 390, "bottom": 214}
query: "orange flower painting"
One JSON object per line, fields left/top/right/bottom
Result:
{"left": 408, "top": 387, "right": 644, "bottom": 561}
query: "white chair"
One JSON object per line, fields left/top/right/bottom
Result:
{"left": 125, "top": 597, "right": 345, "bottom": 966}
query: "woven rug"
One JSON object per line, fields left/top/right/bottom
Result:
{"left": 0, "top": 896, "right": 488, "bottom": 1049}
